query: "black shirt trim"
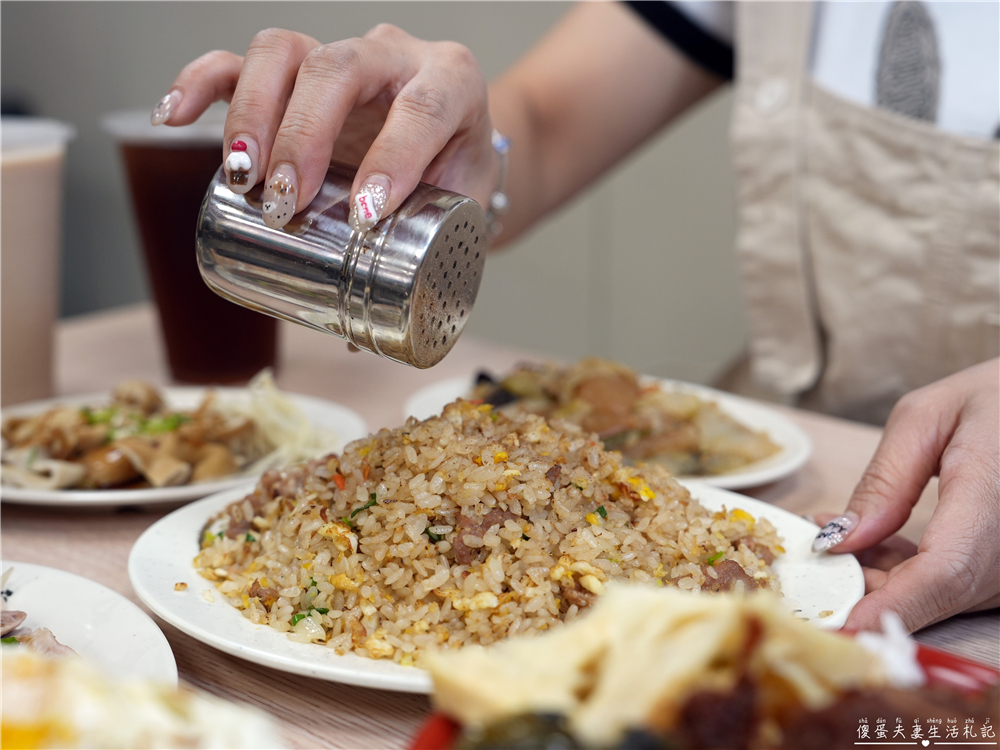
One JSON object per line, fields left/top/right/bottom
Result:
{"left": 624, "top": 1, "right": 734, "bottom": 81}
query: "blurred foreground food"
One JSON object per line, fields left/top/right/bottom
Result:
{"left": 1, "top": 650, "right": 285, "bottom": 749}
{"left": 426, "top": 585, "right": 997, "bottom": 750}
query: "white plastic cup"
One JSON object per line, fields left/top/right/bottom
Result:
{"left": 1, "top": 117, "right": 76, "bottom": 406}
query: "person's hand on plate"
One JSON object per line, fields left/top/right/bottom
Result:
{"left": 813, "top": 358, "right": 1000, "bottom": 632}
{"left": 151, "top": 25, "right": 497, "bottom": 231}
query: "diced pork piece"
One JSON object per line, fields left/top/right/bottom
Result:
{"left": 1, "top": 609, "right": 26, "bottom": 635}
{"left": 452, "top": 508, "right": 520, "bottom": 565}
{"left": 15, "top": 627, "right": 77, "bottom": 657}
{"left": 700, "top": 560, "right": 760, "bottom": 593}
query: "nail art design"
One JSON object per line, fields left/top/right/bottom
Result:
{"left": 262, "top": 166, "right": 297, "bottom": 229}
{"left": 225, "top": 140, "right": 252, "bottom": 188}
{"left": 812, "top": 514, "right": 858, "bottom": 553}
{"left": 350, "top": 177, "right": 390, "bottom": 232}
{"left": 150, "top": 90, "right": 182, "bottom": 126}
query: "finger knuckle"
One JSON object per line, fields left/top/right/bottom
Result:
{"left": 364, "top": 23, "right": 408, "bottom": 43}
{"left": 181, "top": 50, "right": 239, "bottom": 87}
{"left": 929, "top": 553, "right": 980, "bottom": 610}
{"left": 249, "top": 27, "right": 303, "bottom": 59}
{"left": 853, "top": 456, "right": 907, "bottom": 510}
{"left": 301, "top": 40, "right": 364, "bottom": 83}
{"left": 277, "top": 109, "right": 329, "bottom": 147}
{"left": 191, "top": 49, "right": 235, "bottom": 70}
{"left": 941, "top": 443, "right": 1000, "bottom": 494}
{"left": 396, "top": 82, "right": 452, "bottom": 129}
{"left": 887, "top": 386, "right": 935, "bottom": 427}
{"left": 433, "top": 40, "right": 478, "bottom": 70}
{"left": 225, "top": 99, "right": 259, "bottom": 124}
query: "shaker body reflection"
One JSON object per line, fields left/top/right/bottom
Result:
{"left": 196, "top": 163, "right": 487, "bottom": 369}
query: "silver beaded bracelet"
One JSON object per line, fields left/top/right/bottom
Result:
{"left": 486, "top": 129, "right": 510, "bottom": 239}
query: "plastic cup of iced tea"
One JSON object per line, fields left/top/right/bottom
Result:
{"left": 102, "top": 108, "right": 278, "bottom": 384}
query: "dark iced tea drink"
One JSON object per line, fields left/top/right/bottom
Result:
{"left": 109, "top": 112, "right": 277, "bottom": 384}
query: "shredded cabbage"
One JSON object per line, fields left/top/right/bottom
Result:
{"left": 219, "top": 369, "right": 341, "bottom": 475}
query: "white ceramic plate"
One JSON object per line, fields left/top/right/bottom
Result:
{"left": 128, "top": 483, "right": 862, "bottom": 694}
{"left": 1, "top": 388, "right": 368, "bottom": 507}
{"left": 2, "top": 560, "right": 178, "bottom": 684}
{"left": 404, "top": 374, "right": 812, "bottom": 490}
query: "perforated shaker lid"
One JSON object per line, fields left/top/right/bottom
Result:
{"left": 348, "top": 190, "right": 487, "bottom": 369}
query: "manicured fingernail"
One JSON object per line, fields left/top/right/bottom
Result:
{"left": 150, "top": 90, "right": 182, "bottom": 126}
{"left": 350, "top": 174, "right": 390, "bottom": 232}
{"left": 225, "top": 137, "right": 258, "bottom": 194}
{"left": 262, "top": 164, "right": 298, "bottom": 229}
{"left": 812, "top": 512, "right": 859, "bottom": 553}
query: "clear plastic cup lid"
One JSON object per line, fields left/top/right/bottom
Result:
{"left": 101, "top": 105, "right": 226, "bottom": 145}
{"left": 1, "top": 117, "right": 76, "bottom": 154}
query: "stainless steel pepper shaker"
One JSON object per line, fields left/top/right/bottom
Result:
{"left": 196, "top": 163, "right": 487, "bottom": 368}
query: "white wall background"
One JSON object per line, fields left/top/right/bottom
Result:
{"left": 2, "top": 1, "right": 746, "bottom": 385}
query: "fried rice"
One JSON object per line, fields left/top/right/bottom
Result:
{"left": 195, "top": 400, "right": 784, "bottom": 665}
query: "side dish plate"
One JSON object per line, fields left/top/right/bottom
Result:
{"left": 1, "top": 388, "right": 368, "bottom": 507}
{"left": 2, "top": 560, "right": 178, "bottom": 684}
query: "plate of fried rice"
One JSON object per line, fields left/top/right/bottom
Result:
{"left": 129, "top": 400, "right": 862, "bottom": 694}
{"left": 403, "top": 362, "right": 812, "bottom": 489}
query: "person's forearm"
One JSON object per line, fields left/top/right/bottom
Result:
{"left": 486, "top": 2, "right": 723, "bottom": 247}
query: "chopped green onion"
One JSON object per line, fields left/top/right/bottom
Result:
{"left": 425, "top": 529, "right": 444, "bottom": 543}
{"left": 82, "top": 405, "right": 117, "bottom": 425}
{"left": 521, "top": 533, "right": 530, "bottom": 541}
{"left": 1, "top": 637, "right": 18, "bottom": 645}
{"left": 706, "top": 551, "right": 725, "bottom": 565}
{"left": 291, "top": 607, "right": 329, "bottom": 626}
{"left": 309, "top": 578, "right": 317, "bottom": 588}
{"left": 245, "top": 533, "right": 256, "bottom": 542}
{"left": 350, "top": 496, "right": 378, "bottom": 519}
{"left": 141, "top": 413, "right": 190, "bottom": 436}
{"left": 596, "top": 505, "right": 607, "bottom": 518}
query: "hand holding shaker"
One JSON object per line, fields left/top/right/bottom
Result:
{"left": 196, "top": 163, "right": 487, "bottom": 368}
